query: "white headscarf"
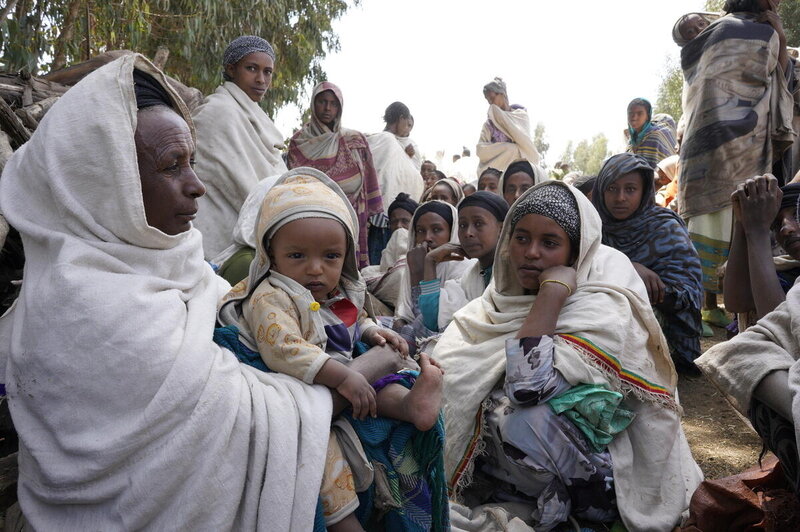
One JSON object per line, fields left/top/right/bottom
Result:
{"left": 0, "top": 54, "right": 330, "bottom": 530}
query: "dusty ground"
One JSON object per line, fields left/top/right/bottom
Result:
{"left": 680, "top": 323, "right": 766, "bottom": 480}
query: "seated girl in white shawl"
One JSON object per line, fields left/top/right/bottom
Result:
{"left": 477, "top": 77, "right": 541, "bottom": 176}
{"left": 418, "top": 191, "right": 508, "bottom": 333}
{"left": 435, "top": 182, "right": 702, "bottom": 531}
{"left": 393, "top": 201, "right": 476, "bottom": 352}
{"left": 191, "top": 35, "right": 288, "bottom": 260}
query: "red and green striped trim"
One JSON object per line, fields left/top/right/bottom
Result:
{"left": 449, "top": 404, "right": 485, "bottom": 493}
{"left": 559, "top": 334, "right": 672, "bottom": 399}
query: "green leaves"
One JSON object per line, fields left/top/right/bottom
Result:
{"left": 1, "top": 0, "right": 356, "bottom": 113}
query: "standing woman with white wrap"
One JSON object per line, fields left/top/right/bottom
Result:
{"left": 192, "top": 35, "right": 288, "bottom": 261}
{"left": 476, "top": 77, "right": 541, "bottom": 177}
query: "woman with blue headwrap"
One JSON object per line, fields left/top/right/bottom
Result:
{"left": 192, "top": 35, "right": 288, "bottom": 262}
{"left": 625, "top": 97, "right": 677, "bottom": 169}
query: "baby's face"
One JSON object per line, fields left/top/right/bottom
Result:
{"left": 269, "top": 217, "right": 348, "bottom": 301}
{"left": 680, "top": 14, "right": 709, "bottom": 42}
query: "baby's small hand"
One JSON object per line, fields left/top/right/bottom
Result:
{"left": 337, "top": 371, "right": 376, "bottom": 420}
{"left": 365, "top": 327, "right": 409, "bottom": 358}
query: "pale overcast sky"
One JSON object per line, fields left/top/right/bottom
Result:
{"left": 274, "top": 0, "right": 705, "bottom": 169}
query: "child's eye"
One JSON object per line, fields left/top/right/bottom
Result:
{"left": 326, "top": 253, "right": 342, "bottom": 260}
{"left": 288, "top": 252, "right": 303, "bottom": 259}
{"left": 544, "top": 240, "right": 558, "bottom": 248}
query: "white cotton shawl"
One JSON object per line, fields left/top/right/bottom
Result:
{"left": 0, "top": 54, "right": 331, "bottom": 531}
{"left": 367, "top": 131, "right": 424, "bottom": 212}
{"left": 476, "top": 104, "right": 540, "bottom": 176}
{"left": 436, "top": 260, "right": 486, "bottom": 331}
{"left": 434, "top": 181, "right": 702, "bottom": 532}
{"left": 396, "top": 135, "right": 422, "bottom": 170}
{"left": 394, "top": 201, "right": 476, "bottom": 323}
{"left": 192, "top": 81, "right": 288, "bottom": 260}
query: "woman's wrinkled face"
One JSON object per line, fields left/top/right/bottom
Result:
{"left": 458, "top": 206, "right": 502, "bottom": 263}
{"left": 627, "top": 104, "right": 649, "bottom": 132}
{"left": 414, "top": 212, "right": 450, "bottom": 249}
{"left": 774, "top": 206, "right": 800, "bottom": 260}
{"left": 478, "top": 173, "right": 500, "bottom": 194}
{"left": 429, "top": 183, "right": 457, "bottom": 205}
{"left": 269, "top": 217, "right": 347, "bottom": 302}
{"left": 135, "top": 107, "right": 206, "bottom": 235}
{"left": 389, "top": 207, "right": 413, "bottom": 232}
{"left": 680, "top": 14, "right": 710, "bottom": 42}
{"left": 224, "top": 51, "right": 274, "bottom": 102}
{"left": 509, "top": 213, "right": 573, "bottom": 292}
{"left": 604, "top": 171, "right": 644, "bottom": 221}
{"left": 314, "top": 90, "right": 341, "bottom": 128}
{"left": 503, "top": 172, "right": 535, "bottom": 206}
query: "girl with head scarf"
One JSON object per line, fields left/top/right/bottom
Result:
{"left": 593, "top": 153, "right": 703, "bottom": 373}
{"left": 626, "top": 97, "right": 677, "bottom": 169}
{"left": 192, "top": 35, "right": 288, "bottom": 261}
{"left": 476, "top": 77, "right": 541, "bottom": 177}
{"left": 288, "top": 82, "right": 384, "bottom": 268}
{"left": 417, "top": 192, "right": 508, "bottom": 333}
{"left": 500, "top": 159, "right": 547, "bottom": 206}
{"left": 434, "top": 181, "right": 701, "bottom": 531}
{"left": 393, "top": 201, "right": 476, "bottom": 352}
{"left": 420, "top": 177, "right": 465, "bottom": 206}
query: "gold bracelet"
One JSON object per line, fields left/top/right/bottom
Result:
{"left": 539, "top": 279, "right": 573, "bottom": 296}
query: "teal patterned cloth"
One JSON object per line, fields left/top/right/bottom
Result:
{"left": 548, "top": 384, "right": 635, "bottom": 453}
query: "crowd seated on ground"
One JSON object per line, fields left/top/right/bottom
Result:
{"left": 5, "top": 4, "right": 800, "bottom": 528}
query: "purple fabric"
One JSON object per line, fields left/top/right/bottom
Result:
{"left": 372, "top": 372, "right": 416, "bottom": 392}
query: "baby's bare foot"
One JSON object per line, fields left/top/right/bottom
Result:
{"left": 405, "top": 353, "right": 443, "bottom": 431}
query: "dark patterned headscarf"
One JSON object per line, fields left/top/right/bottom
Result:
{"left": 222, "top": 36, "right": 275, "bottom": 80}
{"left": 510, "top": 182, "right": 581, "bottom": 248}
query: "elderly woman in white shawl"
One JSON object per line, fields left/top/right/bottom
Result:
{"left": 0, "top": 54, "right": 410, "bottom": 530}
{"left": 192, "top": 35, "right": 288, "bottom": 261}
{"left": 477, "top": 77, "right": 541, "bottom": 177}
{"left": 436, "top": 182, "right": 702, "bottom": 531}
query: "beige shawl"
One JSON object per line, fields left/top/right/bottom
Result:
{"left": 476, "top": 104, "right": 540, "bottom": 176}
